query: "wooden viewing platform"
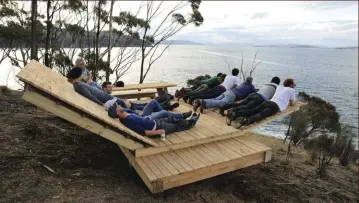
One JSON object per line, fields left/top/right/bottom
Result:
{"left": 16, "top": 60, "right": 304, "bottom": 193}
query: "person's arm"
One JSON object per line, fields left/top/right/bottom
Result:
{"left": 145, "top": 129, "right": 165, "bottom": 137}
{"left": 74, "top": 83, "right": 103, "bottom": 106}
{"left": 289, "top": 90, "right": 297, "bottom": 106}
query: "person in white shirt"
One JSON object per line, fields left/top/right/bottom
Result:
{"left": 226, "top": 78, "right": 297, "bottom": 127}
{"left": 185, "top": 68, "right": 240, "bottom": 105}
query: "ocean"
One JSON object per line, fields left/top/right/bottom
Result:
{"left": 0, "top": 45, "right": 358, "bottom": 142}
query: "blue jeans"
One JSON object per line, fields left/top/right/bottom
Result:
{"left": 204, "top": 91, "right": 236, "bottom": 108}
{"left": 142, "top": 100, "right": 165, "bottom": 116}
{"left": 131, "top": 103, "right": 147, "bottom": 111}
{"left": 147, "top": 110, "right": 183, "bottom": 120}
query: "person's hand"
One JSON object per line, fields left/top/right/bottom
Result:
{"left": 135, "top": 110, "right": 143, "bottom": 116}
{"left": 158, "top": 129, "right": 165, "bottom": 135}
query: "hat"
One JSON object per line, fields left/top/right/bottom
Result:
{"left": 108, "top": 103, "right": 119, "bottom": 118}
{"left": 104, "top": 98, "right": 117, "bottom": 111}
{"left": 67, "top": 67, "right": 83, "bottom": 79}
{"left": 246, "top": 76, "right": 253, "bottom": 83}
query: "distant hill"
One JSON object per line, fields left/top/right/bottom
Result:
{"left": 335, "top": 46, "right": 358, "bottom": 50}
{"left": 157, "top": 40, "right": 203, "bottom": 45}
{"left": 253, "top": 44, "right": 319, "bottom": 48}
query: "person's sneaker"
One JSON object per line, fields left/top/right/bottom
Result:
{"left": 219, "top": 106, "right": 225, "bottom": 116}
{"left": 200, "top": 99, "right": 205, "bottom": 113}
{"left": 189, "top": 112, "right": 198, "bottom": 120}
{"left": 168, "top": 102, "right": 180, "bottom": 110}
{"left": 226, "top": 112, "right": 235, "bottom": 126}
{"left": 183, "top": 96, "right": 189, "bottom": 103}
{"left": 227, "top": 109, "right": 233, "bottom": 117}
{"left": 175, "top": 90, "right": 180, "bottom": 98}
{"left": 188, "top": 98, "right": 195, "bottom": 105}
{"left": 237, "top": 118, "right": 250, "bottom": 129}
{"left": 189, "top": 113, "right": 200, "bottom": 127}
{"left": 193, "top": 99, "right": 201, "bottom": 112}
{"left": 182, "top": 111, "right": 192, "bottom": 119}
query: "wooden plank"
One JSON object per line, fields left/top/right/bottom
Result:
{"left": 22, "top": 90, "right": 144, "bottom": 150}
{"left": 213, "top": 141, "right": 241, "bottom": 160}
{"left": 181, "top": 148, "right": 207, "bottom": 168}
{"left": 112, "top": 90, "right": 157, "bottom": 99}
{"left": 223, "top": 139, "right": 257, "bottom": 156}
{"left": 16, "top": 61, "right": 159, "bottom": 147}
{"left": 174, "top": 149, "right": 202, "bottom": 170}
{"left": 185, "top": 147, "right": 213, "bottom": 167}
{"left": 155, "top": 154, "right": 180, "bottom": 176}
{"left": 165, "top": 151, "right": 193, "bottom": 172}
{"left": 202, "top": 143, "right": 231, "bottom": 162}
{"left": 112, "top": 82, "right": 178, "bottom": 91}
{"left": 141, "top": 156, "right": 165, "bottom": 179}
{"left": 147, "top": 155, "right": 172, "bottom": 177}
{"left": 191, "top": 146, "right": 219, "bottom": 165}
{"left": 196, "top": 145, "right": 223, "bottom": 164}
{"left": 118, "top": 146, "right": 155, "bottom": 191}
{"left": 161, "top": 152, "right": 188, "bottom": 173}
{"left": 162, "top": 151, "right": 265, "bottom": 191}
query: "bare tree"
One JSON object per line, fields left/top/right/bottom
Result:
{"left": 223, "top": 51, "right": 262, "bottom": 81}
{"left": 138, "top": 0, "right": 203, "bottom": 84}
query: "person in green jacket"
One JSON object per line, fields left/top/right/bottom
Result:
{"left": 175, "top": 73, "right": 226, "bottom": 99}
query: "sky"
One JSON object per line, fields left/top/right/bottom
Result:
{"left": 114, "top": 1, "right": 358, "bottom": 47}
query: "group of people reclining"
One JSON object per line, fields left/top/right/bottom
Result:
{"left": 175, "top": 68, "right": 297, "bottom": 128}
{"left": 66, "top": 58, "right": 200, "bottom": 138}
{"left": 66, "top": 58, "right": 296, "bottom": 139}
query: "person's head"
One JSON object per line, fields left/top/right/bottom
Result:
{"left": 102, "top": 81, "right": 113, "bottom": 94}
{"left": 219, "top": 73, "right": 227, "bottom": 83}
{"left": 245, "top": 76, "right": 253, "bottom": 84}
{"left": 66, "top": 67, "right": 83, "bottom": 83}
{"left": 75, "top": 58, "right": 86, "bottom": 69}
{"left": 232, "top": 68, "right": 239, "bottom": 76}
{"left": 283, "top": 78, "right": 296, "bottom": 88}
{"left": 108, "top": 103, "right": 127, "bottom": 119}
{"left": 270, "top": 77, "right": 280, "bottom": 85}
{"left": 115, "top": 81, "right": 124, "bottom": 87}
{"left": 216, "top": 73, "right": 223, "bottom": 77}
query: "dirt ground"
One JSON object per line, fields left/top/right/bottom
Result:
{"left": 1, "top": 89, "right": 358, "bottom": 203}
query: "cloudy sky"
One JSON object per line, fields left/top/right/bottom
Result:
{"left": 117, "top": 1, "right": 358, "bottom": 47}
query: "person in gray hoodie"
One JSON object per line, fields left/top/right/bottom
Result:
{"left": 219, "top": 77, "right": 280, "bottom": 116}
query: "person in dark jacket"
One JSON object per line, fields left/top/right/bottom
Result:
{"left": 219, "top": 76, "right": 280, "bottom": 116}
{"left": 193, "top": 77, "right": 256, "bottom": 113}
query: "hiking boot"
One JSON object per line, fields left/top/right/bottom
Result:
{"left": 168, "top": 102, "right": 179, "bottom": 110}
{"left": 193, "top": 99, "right": 201, "bottom": 112}
{"left": 226, "top": 112, "right": 236, "bottom": 126}
{"left": 227, "top": 109, "right": 233, "bottom": 117}
{"left": 237, "top": 118, "right": 250, "bottom": 129}
{"left": 200, "top": 99, "right": 205, "bottom": 113}
{"left": 182, "top": 111, "right": 192, "bottom": 119}
{"left": 219, "top": 106, "right": 225, "bottom": 116}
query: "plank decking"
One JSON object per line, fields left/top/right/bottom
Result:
{"left": 16, "top": 60, "right": 304, "bottom": 193}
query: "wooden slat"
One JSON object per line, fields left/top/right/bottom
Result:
{"left": 154, "top": 154, "right": 180, "bottom": 176}
{"left": 112, "top": 82, "right": 178, "bottom": 91}
{"left": 141, "top": 156, "right": 165, "bottom": 179}
{"left": 174, "top": 149, "right": 202, "bottom": 170}
{"left": 165, "top": 151, "right": 193, "bottom": 172}
{"left": 147, "top": 155, "right": 172, "bottom": 177}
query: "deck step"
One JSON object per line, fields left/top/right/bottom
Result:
{"left": 120, "top": 136, "right": 272, "bottom": 193}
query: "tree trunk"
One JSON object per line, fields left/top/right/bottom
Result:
{"left": 44, "top": 0, "right": 51, "bottom": 68}
{"left": 139, "top": 27, "right": 148, "bottom": 84}
{"left": 30, "top": 0, "right": 38, "bottom": 60}
{"left": 106, "top": 0, "right": 114, "bottom": 81}
{"left": 94, "top": 0, "right": 101, "bottom": 81}
{"left": 86, "top": 0, "right": 91, "bottom": 52}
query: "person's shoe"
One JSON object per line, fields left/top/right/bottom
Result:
{"left": 189, "top": 112, "right": 198, "bottom": 120}
{"left": 219, "top": 105, "right": 225, "bottom": 116}
{"left": 175, "top": 90, "right": 180, "bottom": 98}
{"left": 182, "top": 111, "right": 192, "bottom": 119}
{"left": 189, "top": 113, "right": 200, "bottom": 127}
{"left": 193, "top": 99, "right": 201, "bottom": 112}
{"left": 183, "top": 96, "right": 189, "bottom": 103}
{"left": 200, "top": 99, "right": 205, "bottom": 113}
{"left": 237, "top": 118, "right": 250, "bottom": 129}
{"left": 226, "top": 112, "right": 236, "bottom": 126}
{"left": 227, "top": 109, "right": 233, "bottom": 117}
{"left": 188, "top": 98, "right": 195, "bottom": 105}
{"left": 168, "top": 102, "right": 180, "bottom": 110}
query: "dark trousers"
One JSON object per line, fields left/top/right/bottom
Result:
{"left": 155, "top": 117, "right": 190, "bottom": 134}
{"left": 233, "top": 100, "right": 279, "bottom": 124}
{"left": 222, "top": 93, "right": 265, "bottom": 111}
{"left": 185, "top": 85, "right": 226, "bottom": 100}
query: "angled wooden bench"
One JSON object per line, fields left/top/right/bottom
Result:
{"left": 112, "top": 82, "right": 178, "bottom": 94}
{"left": 16, "top": 60, "right": 303, "bottom": 193}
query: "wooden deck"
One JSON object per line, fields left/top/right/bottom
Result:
{"left": 120, "top": 136, "right": 271, "bottom": 193}
{"left": 16, "top": 60, "right": 305, "bottom": 194}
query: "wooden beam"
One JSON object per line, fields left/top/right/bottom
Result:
{"left": 22, "top": 90, "right": 144, "bottom": 150}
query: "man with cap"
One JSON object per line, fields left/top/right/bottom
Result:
{"left": 193, "top": 76, "right": 257, "bottom": 113}
{"left": 108, "top": 103, "right": 201, "bottom": 136}
{"left": 219, "top": 76, "right": 281, "bottom": 116}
